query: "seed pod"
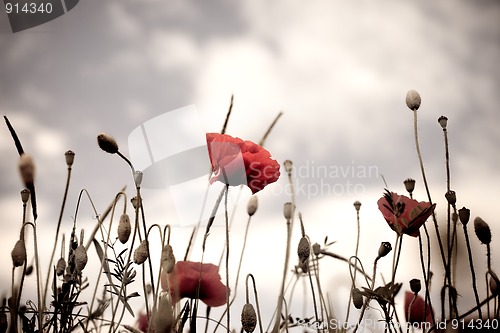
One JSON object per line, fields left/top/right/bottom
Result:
{"left": 241, "top": 303, "right": 257, "bottom": 333}
{"left": 56, "top": 257, "right": 66, "bottom": 276}
{"left": 283, "top": 202, "right": 294, "bottom": 220}
{"left": 247, "top": 196, "right": 258, "bottom": 216}
{"left": 378, "top": 242, "right": 392, "bottom": 258}
{"left": 117, "top": 213, "right": 131, "bottom": 244}
{"left": 458, "top": 207, "right": 470, "bottom": 225}
{"left": 161, "top": 244, "right": 176, "bottom": 274}
{"left": 134, "top": 240, "right": 149, "bottom": 264}
{"left": 297, "top": 237, "right": 310, "bottom": 263}
{"left": 11, "top": 240, "right": 26, "bottom": 267}
{"left": 352, "top": 288, "right": 364, "bottom": 309}
{"left": 19, "top": 153, "right": 35, "bottom": 186}
{"left": 438, "top": 116, "right": 448, "bottom": 129}
{"left": 489, "top": 275, "right": 498, "bottom": 295}
{"left": 409, "top": 279, "right": 421, "bottom": 294}
{"left": 445, "top": 190, "right": 456, "bottom": 206}
{"left": 155, "top": 295, "right": 174, "bottom": 333}
{"left": 312, "top": 243, "right": 321, "bottom": 256}
{"left": 474, "top": 217, "right": 491, "bottom": 245}
{"left": 353, "top": 201, "right": 361, "bottom": 212}
{"left": 97, "top": 133, "right": 119, "bottom": 154}
{"left": 25, "top": 265, "right": 33, "bottom": 276}
{"left": 75, "top": 245, "right": 88, "bottom": 271}
{"left": 134, "top": 171, "right": 143, "bottom": 188}
{"left": 404, "top": 178, "right": 416, "bottom": 194}
{"left": 131, "top": 196, "right": 141, "bottom": 210}
{"left": 65, "top": 150, "right": 75, "bottom": 167}
{"left": 20, "top": 189, "right": 30, "bottom": 203}
{"left": 406, "top": 90, "right": 421, "bottom": 111}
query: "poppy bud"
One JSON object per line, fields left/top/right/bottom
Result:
{"left": 75, "top": 245, "right": 88, "bottom": 271}
{"left": 297, "top": 237, "right": 310, "bottom": 263}
{"left": 283, "top": 202, "right": 294, "bottom": 220}
{"left": 406, "top": 90, "right": 421, "bottom": 111}
{"left": 117, "top": 213, "right": 131, "bottom": 244}
{"left": 11, "top": 239, "right": 26, "bottom": 267}
{"left": 134, "top": 240, "right": 149, "bottom": 264}
{"left": 489, "top": 275, "right": 498, "bottom": 295}
{"left": 241, "top": 303, "right": 257, "bottom": 333}
{"left": 312, "top": 243, "right": 321, "bottom": 256}
{"left": 25, "top": 265, "right": 33, "bottom": 276}
{"left": 283, "top": 160, "right": 293, "bottom": 174}
{"left": 378, "top": 242, "right": 392, "bottom": 258}
{"left": 247, "top": 195, "right": 258, "bottom": 216}
{"left": 161, "top": 244, "right": 176, "bottom": 274}
{"left": 445, "top": 190, "right": 456, "bottom": 206}
{"left": 409, "top": 279, "right": 421, "bottom": 294}
{"left": 56, "top": 257, "right": 66, "bottom": 276}
{"left": 438, "top": 116, "right": 448, "bottom": 129}
{"left": 19, "top": 153, "right": 35, "bottom": 186}
{"left": 20, "top": 189, "right": 30, "bottom": 203}
{"left": 353, "top": 201, "right": 361, "bottom": 212}
{"left": 134, "top": 171, "right": 143, "bottom": 188}
{"left": 97, "top": 133, "right": 119, "bottom": 154}
{"left": 404, "top": 178, "right": 416, "bottom": 194}
{"left": 474, "top": 217, "right": 491, "bottom": 245}
{"left": 458, "top": 207, "right": 470, "bottom": 225}
{"left": 352, "top": 288, "right": 364, "bottom": 309}
{"left": 65, "top": 150, "right": 75, "bottom": 167}
{"left": 155, "top": 295, "right": 174, "bottom": 333}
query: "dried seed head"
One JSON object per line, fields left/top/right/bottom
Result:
{"left": 74, "top": 245, "right": 88, "bottom": 271}
{"left": 351, "top": 288, "right": 364, "bottom": 309}
{"left": 117, "top": 213, "right": 131, "bottom": 244}
{"left": 247, "top": 195, "right": 258, "bottom": 216}
{"left": 241, "top": 303, "right": 257, "bottom": 333}
{"left": 406, "top": 90, "right": 421, "bottom": 111}
{"left": 25, "top": 265, "right": 33, "bottom": 276}
{"left": 312, "top": 243, "right": 321, "bottom": 256}
{"left": 65, "top": 150, "right": 75, "bottom": 167}
{"left": 161, "top": 244, "right": 176, "bottom": 274}
{"left": 134, "top": 171, "right": 143, "bottom": 188}
{"left": 353, "top": 201, "right": 362, "bottom": 212}
{"left": 458, "top": 207, "right": 470, "bottom": 225}
{"left": 11, "top": 240, "right": 26, "bottom": 267}
{"left": 378, "top": 242, "right": 392, "bottom": 258}
{"left": 134, "top": 240, "right": 149, "bottom": 264}
{"left": 489, "top": 275, "right": 498, "bottom": 295}
{"left": 297, "top": 237, "right": 310, "bottom": 263}
{"left": 438, "top": 116, "right": 448, "bottom": 129}
{"left": 20, "top": 189, "right": 30, "bottom": 203}
{"left": 97, "top": 133, "right": 119, "bottom": 154}
{"left": 155, "top": 295, "right": 174, "bottom": 333}
{"left": 474, "top": 217, "right": 491, "bottom": 245}
{"left": 404, "top": 178, "right": 416, "bottom": 194}
{"left": 283, "top": 160, "right": 293, "bottom": 174}
{"left": 56, "top": 257, "right": 67, "bottom": 276}
{"left": 131, "top": 196, "right": 141, "bottom": 210}
{"left": 409, "top": 279, "right": 421, "bottom": 294}
{"left": 19, "top": 154, "right": 35, "bottom": 186}
{"left": 283, "top": 202, "right": 294, "bottom": 220}
{"left": 445, "top": 190, "right": 456, "bottom": 206}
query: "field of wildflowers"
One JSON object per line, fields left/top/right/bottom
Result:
{"left": 1, "top": 90, "right": 498, "bottom": 333}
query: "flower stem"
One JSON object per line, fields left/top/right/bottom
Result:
{"left": 462, "top": 225, "right": 482, "bottom": 318}
{"left": 224, "top": 185, "right": 230, "bottom": 333}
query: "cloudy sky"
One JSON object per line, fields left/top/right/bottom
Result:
{"left": 1, "top": 0, "right": 499, "bottom": 330}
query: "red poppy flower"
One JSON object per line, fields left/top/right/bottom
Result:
{"left": 206, "top": 133, "right": 280, "bottom": 194}
{"left": 161, "top": 261, "right": 228, "bottom": 307}
{"left": 377, "top": 191, "right": 436, "bottom": 237}
{"left": 404, "top": 291, "right": 433, "bottom": 328}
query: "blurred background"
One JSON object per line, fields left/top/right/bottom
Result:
{"left": 1, "top": 0, "right": 499, "bottom": 331}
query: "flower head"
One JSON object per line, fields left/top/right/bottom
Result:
{"left": 404, "top": 291, "right": 433, "bottom": 328}
{"left": 377, "top": 191, "right": 435, "bottom": 237}
{"left": 161, "top": 261, "right": 228, "bottom": 307}
{"left": 206, "top": 133, "right": 280, "bottom": 194}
